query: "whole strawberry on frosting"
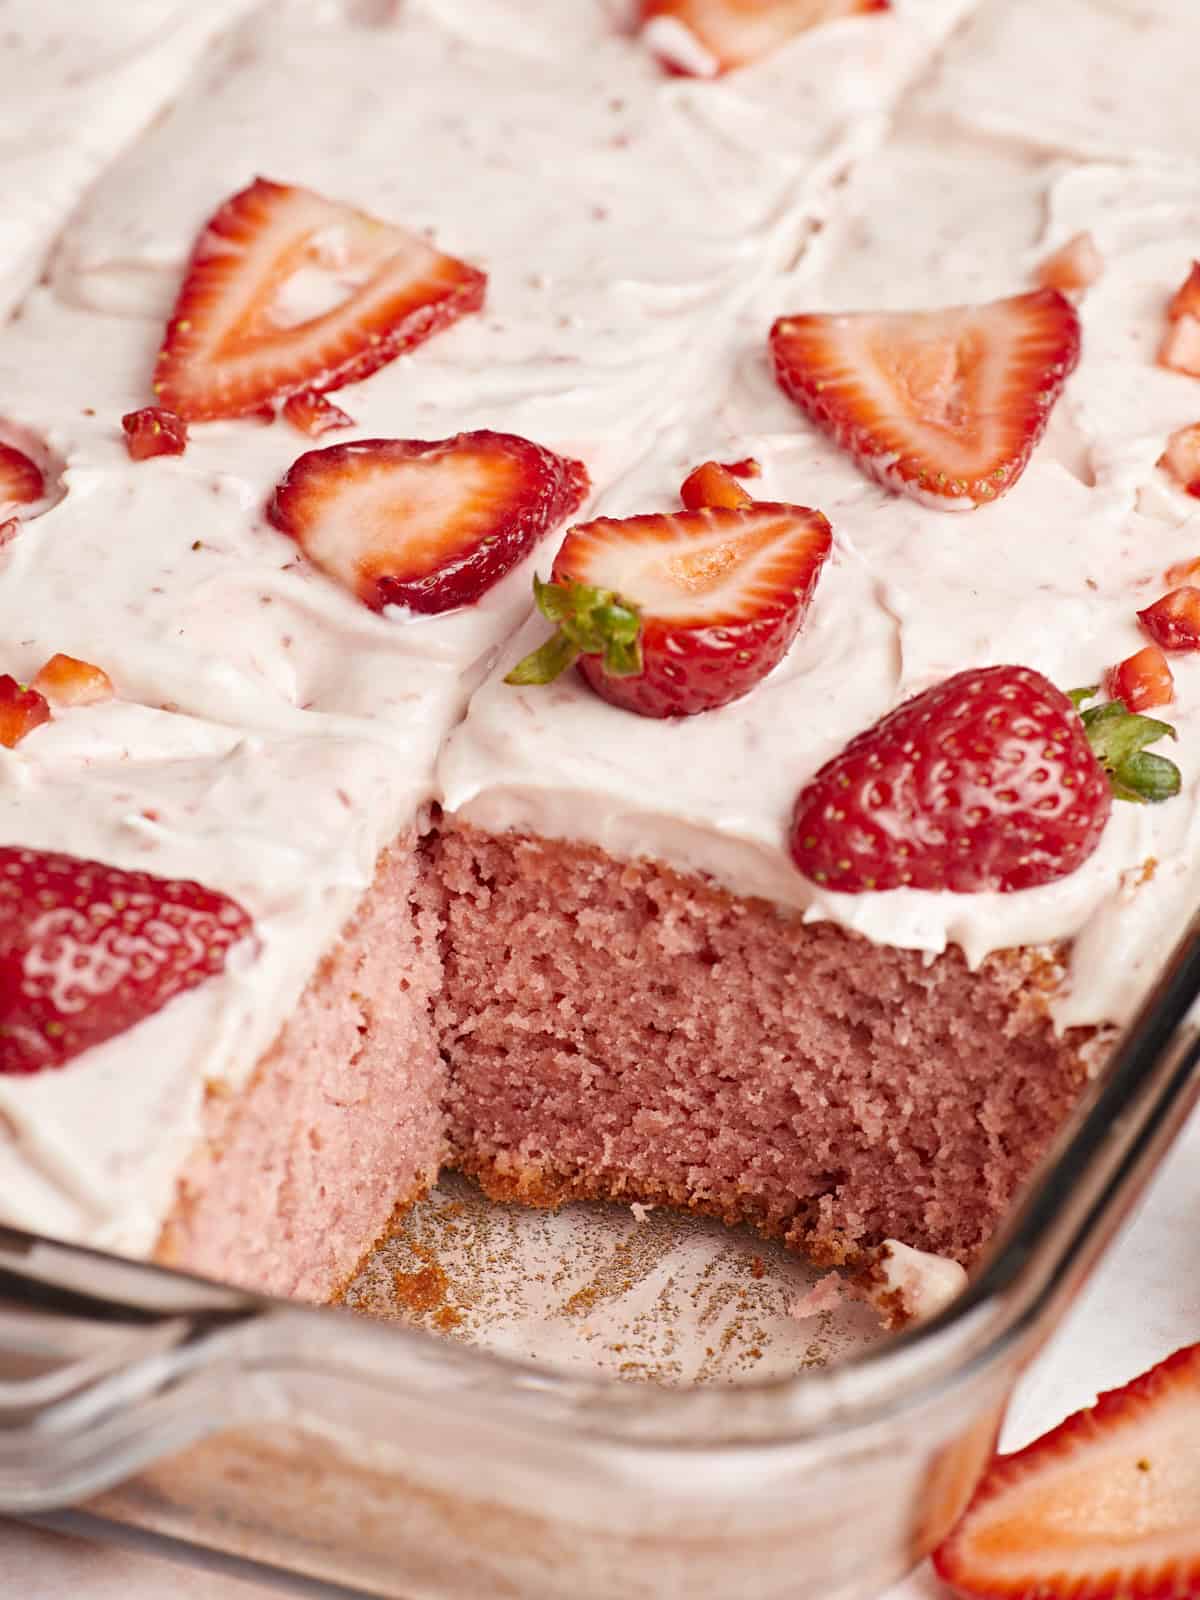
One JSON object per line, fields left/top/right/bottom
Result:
{"left": 790, "top": 668, "right": 1180, "bottom": 894}
{"left": 0, "top": 847, "right": 255, "bottom": 1074}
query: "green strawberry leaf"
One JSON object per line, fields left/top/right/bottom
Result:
{"left": 1070, "top": 688, "right": 1182, "bottom": 805}
{"left": 506, "top": 577, "right": 644, "bottom": 687}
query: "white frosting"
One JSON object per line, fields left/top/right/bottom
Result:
{"left": 877, "top": 1240, "right": 968, "bottom": 1323}
{"left": 0, "top": 0, "right": 976, "bottom": 1251}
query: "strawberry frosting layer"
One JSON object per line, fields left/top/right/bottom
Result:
{"left": 0, "top": 0, "right": 973, "bottom": 1252}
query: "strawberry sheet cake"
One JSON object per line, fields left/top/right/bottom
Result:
{"left": 0, "top": 0, "right": 1197, "bottom": 1308}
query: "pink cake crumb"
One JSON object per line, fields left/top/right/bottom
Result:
{"left": 789, "top": 1274, "right": 846, "bottom": 1320}
{"left": 433, "top": 824, "right": 1092, "bottom": 1269}
{"left": 159, "top": 837, "right": 445, "bottom": 1302}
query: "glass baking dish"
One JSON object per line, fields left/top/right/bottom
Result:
{"left": 3, "top": 907, "right": 1200, "bottom": 1600}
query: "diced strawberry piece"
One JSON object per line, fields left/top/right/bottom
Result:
{"left": 722, "top": 456, "right": 762, "bottom": 478}
{"left": 1159, "top": 315, "right": 1200, "bottom": 378}
{"left": 31, "top": 653, "right": 114, "bottom": 707}
{"left": 1159, "top": 423, "right": 1200, "bottom": 496}
{"left": 1035, "top": 230, "right": 1104, "bottom": 295}
{"left": 1168, "top": 261, "right": 1200, "bottom": 322}
{"left": 770, "top": 288, "right": 1081, "bottom": 509}
{"left": 0, "top": 676, "right": 50, "bottom": 749}
{"left": 933, "top": 1342, "right": 1200, "bottom": 1600}
{"left": 0, "top": 846, "right": 255, "bottom": 1074}
{"left": 0, "top": 441, "right": 44, "bottom": 506}
{"left": 1166, "top": 554, "right": 1200, "bottom": 586}
{"left": 680, "top": 460, "right": 754, "bottom": 510}
{"left": 268, "top": 430, "right": 589, "bottom": 614}
{"left": 790, "top": 667, "right": 1180, "bottom": 894}
{"left": 153, "top": 178, "right": 486, "bottom": 421}
{"left": 1107, "top": 645, "right": 1173, "bottom": 712}
{"left": 507, "top": 503, "right": 832, "bottom": 718}
{"left": 282, "top": 391, "right": 355, "bottom": 438}
{"left": 121, "top": 406, "right": 188, "bottom": 461}
{"left": 1138, "top": 586, "right": 1200, "bottom": 651}
{"left": 638, "top": 0, "right": 889, "bottom": 77}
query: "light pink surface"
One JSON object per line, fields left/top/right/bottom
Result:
{"left": 434, "top": 826, "right": 1090, "bottom": 1265}
{"left": 161, "top": 840, "right": 445, "bottom": 1302}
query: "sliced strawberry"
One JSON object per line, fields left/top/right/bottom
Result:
{"left": 0, "top": 442, "right": 44, "bottom": 506}
{"left": 1158, "top": 316, "right": 1200, "bottom": 378}
{"left": 639, "top": 0, "right": 889, "bottom": 77}
{"left": 680, "top": 460, "right": 754, "bottom": 510}
{"left": 1168, "top": 261, "right": 1200, "bottom": 322}
{"left": 1138, "top": 586, "right": 1200, "bottom": 651}
{"left": 1107, "top": 645, "right": 1173, "bottom": 713}
{"left": 268, "top": 430, "right": 589, "bottom": 614}
{"left": 121, "top": 406, "right": 188, "bottom": 461}
{"left": 0, "top": 677, "right": 50, "bottom": 749}
{"left": 770, "top": 288, "right": 1081, "bottom": 509}
{"left": 0, "top": 846, "right": 255, "bottom": 1074}
{"left": 1159, "top": 423, "right": 1200, "bottom": 496}
{"left": 1035, "top": 230, "right": 1104, "bottom": 295}
{"left": 934, "top": 1342, "right": 1200, "bottom": 1600}
{"left": 1165, "top": 554, "right": 1200, "bottom": 586}
{"left": 282, "top": 391, "right": 355, "bottom": 438}
{"left": 153, "top": 178, "right": 486, "bottom": 421}
{"left": 790, "top": 670, "right": 1179, "bottom": 894}
{"left": 31, "top": 653, "right": 114, "bottom": 708}
{"left": 507, "top": 503, "right": 832, "bottom": 718}
{"left": 723, "top": 456, "right": 762, "bottom": 478}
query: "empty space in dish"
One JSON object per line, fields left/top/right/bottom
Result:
{"left": 342, "top": 1173, "right": 885, "bottom": 1383}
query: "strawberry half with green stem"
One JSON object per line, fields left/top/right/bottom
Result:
{"left": 506, "top": 503, "right": 832, "bottom": 718}
{"left": 770, "top": 288, "right": 1081, "bottom": 509}
{"left": 153, "top": 178, "right": 485, "bottom": 421}
{"left": 790, "top": 668, "right": 1179, "bottom": 894}
{"left": 639, "top": 0, "right": 890, "bottom": 78}
{"left": 0, "top": 441, "right": 44, "bottom": 506}
{"left": 0, "top": 846, "right": 255, "bottom": 1074}
{"left": 934, "top": 1341, "right": 1200, "bottom": 1600}
{"left": 268, "top": 430, "right": 589, "bottom": 614}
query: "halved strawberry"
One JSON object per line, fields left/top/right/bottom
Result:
{"left": 153, "top": 178, "right": 486, "bottom": 421}
{"left": 770, "top": 288, "right": 1081, "bottom": 509}
{"left": 638, "top": 0, "right": 889, "bottom": 77}
{"left": 1138, "top": 587, "right": 1200, "bottom": 651}
{"left": 790, "top": 670, "right": 1178, "bottom": 894}
{"left": 0, "top": 846, "right": 255, "bottom": 1074}
{"left": 0, "top": 677, "right": 50, "bottom": 748}
{"left": 1168, "top": 261, "right": 1200, "bottom": 322}
{"left": 282, "top": 391, "right": 355, "bottom": 438}
{"left": 1107, "top": 645, "right": 1173, "bottom": 713}
{"left": 268, "top": 431, "right": 589, "bottom": 614}
{"left": 31, "top": 653, "right": 114, "bottom": 707}
{"left": 122, "top": 406, "right": 188, "bottom": 461}
{"left": 1159, "top": 317, "right": 1200, "bottom": 378}
{"left": 0, "top": 442, "right": 44, "bottom": 506}
{"left": 1035, "top": 230, "right": 1104, "bottom": 295}
{"left": 680, "top": 460, "right": 754, "bottom": 510}
{"left": 934, "top": 1342, "right": 1200, "bottom": 1600}
{"left": 1159, "top": 423, "right": 1200, "bottom": 496}
{"left": 506, "top": 503, "right": 832, "bottom": 718}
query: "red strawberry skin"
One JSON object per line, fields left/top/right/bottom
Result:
{"left": 153, "top": 178, "right": 486, "bottom": 421}
{"left": 0, "top": 847, "right": 255, "bottom": 1074}
{"left": 770, "top": 289, "right": 1081, "bottom": 509}
{"left": 269, "top": 430, "right": 589, "bottom": 614}
{"left": 122, "top": 406, "right": 188, "bottom": 461}
{"left": 0, "top": 676, "right": 50, "bottom": 748}
{"left": 790, "top": 665, "right": 1112, "bottom": 893}
{"left": 934, "top": 1342, "right": 1200, "bottom": 1600}
{"left": 551, "top": 504, "right": 832, "bottom": 718}
{"left": 0, "top": 441, "right": 44, "bottom": 504}
{"left": 1138, "top": 587, "right": 1200, "bottom": 652}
